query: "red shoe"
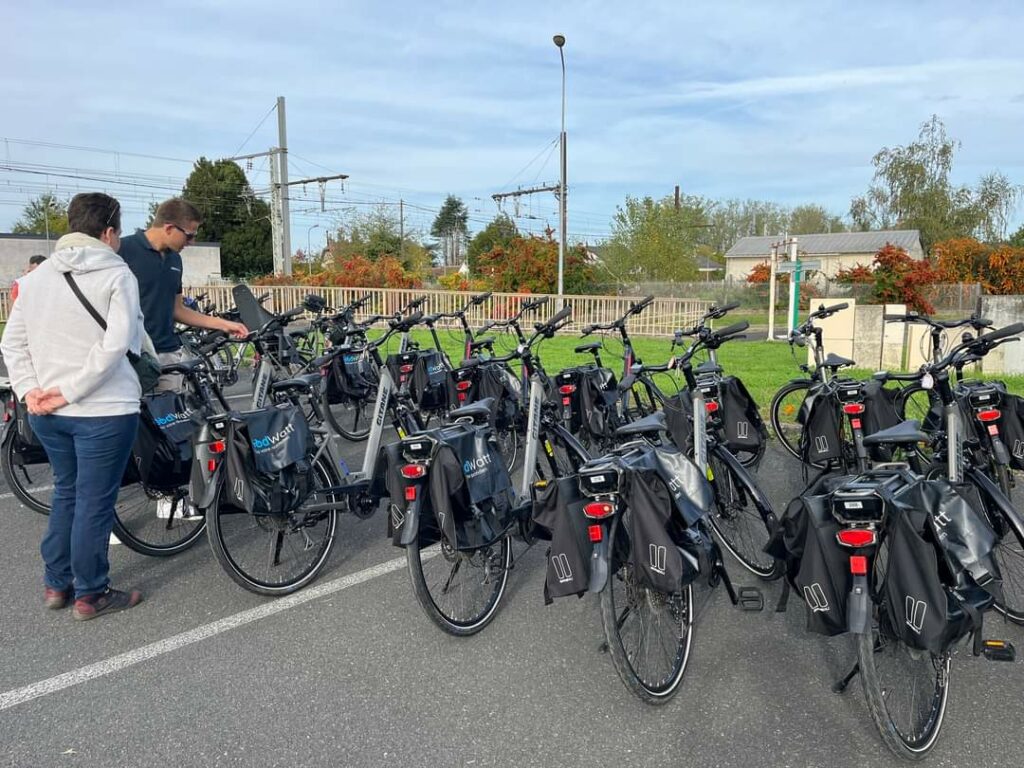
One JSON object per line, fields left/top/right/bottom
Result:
{"left": 44, "top": 587, "right": 73, "bottom": 610}
{"left": 72, "top": 588, "right": 143, "bottom": 621}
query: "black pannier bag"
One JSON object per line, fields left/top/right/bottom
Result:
{"left": 552, "top": 365, "right": 616, "bottom": 438}
{"left": 858, "top": 380, "right": 902, "bottom": 459}
{"left": 411, "top": 349, "right": 449, "bottom": 412}
{"left": 882, "top": 478, "right": 1002, "bottom": 655}
{"left": 998, "top": 393, "right": 1024, "bottom": 471}
{"left": 221, "top": 404, "right": 313, "bottom": 516}
{"left": 132, "top": 392, "right": 196, "bottom": 489}
{"left": 378, "top": 440, "right": 441, "bottom": 548}
{"left": 426, "top": 423, "right": 514, "bottom": 550}
{"left": 765, "top": 472, "right": 857, "bottom": 635}
{"left": 10, "top": 398, "right": 49, "bottom": 466}
{"left": 386, "top": 351, "right": 418, "bottom": 390}
{"left": 474, "top": 363, "right": 521, "bottom": 430}
{"left": 663, "top": 392, "right": 694, "bottom": 453}
{"left": 326, "top": 347, "right": 375, "bottom": 404}
{"left": 532, "top": 476, "right": 592, "bottom": 603}
{"left": 799, "top": 384, "right": 843, "bottom": 465}
{"left": 718, "top": 376, "right": 768, "bottom": 459}
{"left": 617, "top": 446, "right": 716, "bottom": 594}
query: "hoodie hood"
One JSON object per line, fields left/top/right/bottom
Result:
{"left": 48, "top": 232, "right": 127, "bottom": 274}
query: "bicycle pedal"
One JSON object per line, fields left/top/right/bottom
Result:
{"left": 737, "top": 587, "right": 764, "bottom": 612}
{"left": 982, "top": 640, "right": 1016, "bottom": 662}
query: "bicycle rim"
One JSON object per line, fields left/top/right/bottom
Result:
{"left": 770, "top": 381, "right": 810, "bottom": 461}
{"left": 113, "top": 482, "right": 207, "bottom": 557}
{"left": 407, "top": 535, "right": 511, "bottom": 636}
{"left": 707, "top": 452, "right": 778, "bottom": 579}
{"left": 2, "top": 430, "right": 54, "bottom": 515}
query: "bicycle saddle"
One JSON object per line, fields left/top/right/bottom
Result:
{"left": 823, "top": 352, "right": 856, "bottom": 369}
{"left": 614, "top": 410, "right": 667, "bottom": 437}
{"left": 470, "top": 337, "right": 496, "bottom": 351}
{"left": 695, "top": 360, "right": 723, "bottom": 375}
{"left": 574, "top": 342, "right": 601, "bottom": 354}
{"left": 160, "top": 358, "right": 204, "bottom": 375}
{"left": 270, "top": 373, "right": 323, "bottom": 393}
{"left": 861, "top": 419, "right": 929, "bottom": 447}
{"left": 448, "top": 397, "right": 494, "bottom": 424}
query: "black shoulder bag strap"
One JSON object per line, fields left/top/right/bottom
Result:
{"left": 63, "top": 272, "right": 142, "bottom": 364}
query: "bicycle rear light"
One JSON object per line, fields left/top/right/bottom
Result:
{"left": 842, "top": 403, "right": 865, "bottom": 415}
{"left": 455, "top": 381, "right": 472, "bottom": 391}
{"left": 705, "top": 400, "right": 720, "bottom": 413}
{"left": 583, "top": 501, "right": 615, "bottom": 519}
{"left": 400, "top": 464, "right": 426, "bottom": 479}
{"left": 209, "top": 440, "right": 226, "bottom": 454}
{"left": 558, "top": 384, "right": 576, "bottom": 395}
{"left": 976, "top": 408, "right": 1001, "bottom": 423}
{"left": 836, "top": 528, "right": 877, "bottom": 547}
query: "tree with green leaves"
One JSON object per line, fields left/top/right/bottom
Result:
{"left": 788, "top": 204, "right": 847, "bottom": 235}
{"left": 601, "top": 194, "right": 710, "bottom": 282}
{"left": 850, "top": 115, "right": 1021, "bottom": 249}
{"left": 331, "top": 205, "right": 433, "bottom": 277}
{"left": 178, "top": 158, "right": 273, "bottom": 277}
{"left": 12, "top": 193, "right": 69, "bottom": 237}
{"left": 467, "top": 213, "right": 517, "bottom": 275}
{"left": 430, "top": 195, "right": 469, "bottom": 266}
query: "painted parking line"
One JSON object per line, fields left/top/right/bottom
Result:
{"left": 0, "top": 485, "right": 54, "bottom": 501}
{"left": 0, "top": 552, "right": 423, "bottom": 712}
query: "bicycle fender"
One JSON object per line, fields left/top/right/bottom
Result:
{"left": 190, "top": 461, "right": 224, "bottom": 511}
{"left": 847, "top": 573, "right": 871, "bottom": 634}
{"left": 710, "top": 444, "right": 774, "bottom": 520}
{"left": 399, "top": 497, "right": 421, "bottom": 546}
{"left": 589, "top": 537, "right": 610, "bottom": 593}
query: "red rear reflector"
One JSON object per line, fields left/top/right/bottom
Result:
{"left": 404, "top": 486, "right": 417, "bottom": 501}
{"left": 207, "top": 459, "right": 217, "bottom": 472}
{"left": 588, "top": 524, "right": 603, "bottom": 542}
{"left": 850, "top": 418, "right": 862, "bottom": 430}
{"left": 705, "top": 400, "right": 719, "bottom": 413}
{"left": 559, "top": 384, "right": 576, "bottom": 395}
{"left": 562, "top": 397, "right": 571, "bottom": 406}
{"left": 837, "top": 529, "right": 877, "bottom": 547}
{"left": 457, "top": 393, "right": 466, "bottom": 402}
{"left": 209, "top": 441, "right": 225, "bottom": 454}
{"left": 400, "top": 464, "right": 426, "bottom": 479}
{"left": 456, "top": 381, "right": 472, "bottom": 391}
{"left": 583, "top": 501, "right": 615, "bottom": 519}
{"left": 843, "top": 403, "right": 865, "bottom": 414}
{"left": 977, "top": 409, "right": 1001, "bottom": 423}
{"left": 988, "top": 424, "right": 999, "bottom": 436}
{"left": 849, "top": 555, "right": 868, "bottom": 575}
{"left": 400, "top": 364, "right": 414, "bottom": 373}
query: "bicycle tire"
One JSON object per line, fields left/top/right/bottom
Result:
{"left": 321, "top": 388, "right": 373, "bottom": 441}
{"left": 706, "top": 449, "right": 781, "bottom": 580}
{"left": 599, "top": 510, "right": 694, "bottom": 704}
{"left": 111, "top": 482, "right": 207, "bottom": 557}
{"left": 406, "top": 534, "right": 511, "bottom": 636}
{"left": 1, "top": 428, "right": 54, "bottom": 515}
{"left": 769, "top": 380, "right": 811, "bottom": 461}
{"left": 206, "top": 455, "right": 340, "bottom": 595}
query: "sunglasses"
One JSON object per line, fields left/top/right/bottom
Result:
{"left": 171, "top": 224, "right": 198, "bottom": 242}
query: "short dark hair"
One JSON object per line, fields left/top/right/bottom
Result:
{"left": 67, "top": 193, "right": 121, "bottom": 238}
{"left": 152, "top": 198, "right": 202, "bottom": 228}
{"left": 28, "top": 255, "right": 46, "bottom": 266}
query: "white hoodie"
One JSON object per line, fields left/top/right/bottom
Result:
{"left": 1, "top": 232, "right": 147, "bottom": 417}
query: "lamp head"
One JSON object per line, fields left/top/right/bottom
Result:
{"left": 553, "top": 34, "right": 566, "bottom": 47}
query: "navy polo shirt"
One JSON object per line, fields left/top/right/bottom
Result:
{"left": 118, "top": 230, "right": 184, "bottom": 353}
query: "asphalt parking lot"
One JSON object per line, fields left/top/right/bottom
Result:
{"left": 1, "top": 392, "right": 1022, "bottom": 768}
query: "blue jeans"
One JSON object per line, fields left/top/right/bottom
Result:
{"left": 29, "top": 413, "right": 139, "bottom": 598}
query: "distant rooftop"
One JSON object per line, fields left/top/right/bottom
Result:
{"left": 725, "top": 230, "right": 922, "bottom": 258}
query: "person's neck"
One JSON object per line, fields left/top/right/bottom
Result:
{"left": 143, "top": 228, "right": 170, "bottom": 252}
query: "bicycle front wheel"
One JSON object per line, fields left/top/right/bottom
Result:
{"left": 406, "top": 535, "right": 511, "bottom": 636}
{"left": 769, "top": 380, "right": 810, "bottom": 461}
{"left": 600, "top": 513, "right": 693, "bottom": 704}
{"left": 707, "top": 450, "right": 780, "bottom": 579}
{"left": 206, "top": 456, "right": 340, "bottom": 595}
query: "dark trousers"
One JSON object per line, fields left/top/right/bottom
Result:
{"left": 29, "top": 413, "right": 138, "bottom": 598}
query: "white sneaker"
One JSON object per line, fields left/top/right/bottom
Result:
{"left": 156, "top": 497, "right": 175, "bottom": 519}
{"left": 155, "top": 497, "right": 202, "bottom": 520}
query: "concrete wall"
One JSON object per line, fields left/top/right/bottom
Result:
{"left": 0, "top": 233, "right": 222, "bottom": 286}
{"left": 980, "top": 295, "right": 1024, "bottom": 375}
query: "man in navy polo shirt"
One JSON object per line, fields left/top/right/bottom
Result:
{"left": 119, "top": 198, "right": 247, "bottom": 392}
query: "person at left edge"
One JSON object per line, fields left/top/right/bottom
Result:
{"left": 118, "top": 198, "right": 248, "bottom": 393}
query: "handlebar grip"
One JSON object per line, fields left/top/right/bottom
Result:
{"left": 546, "top": 305, "right": 572, "bottom": 327}
{"left": 256, "top": 293, "right": 270, "bottom": 304}
{"left": 883, "top": 314, "right": 909, "bottom": 322}
{"left": 719, "top": 301, "right": 740, "bottom": 313}
{"left": 580, "top": 324, "right": 594, "bottom": 336}
{"left": 530, "top": 296, "right": 549, "bottom": 308}
{"left": 716, "top": 320, "right": 749, "bottom": 337}
{"left": 828, "top": 302, "right": 850, "bottom": 313}
{"left": 281, "top": 306, "right": 304, "bottom": 319}
{"left": 471, "top": 292, "right": 493, "bottom": 305}
{"left": 980, "top": 322, "right": 1024, "bottom": 344}
{"left": 973, "top": 317, "right": 993, "bottom": 328}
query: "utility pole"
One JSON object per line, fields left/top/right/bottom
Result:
{"left": 399, "top": 199, "right": 404, "bottom": 263}
{"left": 554, "top": 34, "right": 568, "bottom": 300}
{"left": 276, "top": 96, "right": 292, "bottom": 275}
{"left": 767, "top": 243, "right": 779, "bottom": 340}
{"left": 674, "top": 185, "right": 681, "bottom": 210}
{"left": 787, "top": 237, "right": 799, "bottom": 335}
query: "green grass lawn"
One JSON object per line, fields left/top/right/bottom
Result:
{"left": 385, "top": 329, "right": 1024, "bottom": 415}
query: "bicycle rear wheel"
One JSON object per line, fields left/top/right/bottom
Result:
{"left": 322, "top": 389, "right": 373, "bottom": 441}
{"left": 600, "top": 512, "right": 693, "bottom": 704}
{"left": 206, "top": 455, "right": 340, "bottom": 595}
{"left": 406, "top": 534, "right": 511, "bottom": 636}
{"left": 706, "top": 450, "right": 780, "bottom": 579}
{"left": 769, "top": 380, "right": 810, "bottom": 461}
{"left": 112, "top": 482, "right": 206, "bottom": 557}
{"left": 1, "top": 428, "right": 54, "bottom": 515}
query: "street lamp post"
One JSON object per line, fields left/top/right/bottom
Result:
{"left": 553, "top": 34, "right": 567, "bottom": 300}
{"left": 306, "top": 223, "right": 321, "bottom": 276}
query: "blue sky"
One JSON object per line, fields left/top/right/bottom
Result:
{"left": 3, "top": 0, "right": 1024, "bottom": 251}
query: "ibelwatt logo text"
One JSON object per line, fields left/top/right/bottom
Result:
{"left": 463, "top": 453, "right": 493, "bottom": 478}
{"left": 154, "top": 409, "right": 194, "bottom": 428}
{"left": 251, "top": 423, "right": 296, "bottom": 452}
{"left": 429, "top": 362, "right": 445, "bottom": 375}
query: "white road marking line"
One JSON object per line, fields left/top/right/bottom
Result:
{"left": 0, "top": 553, "right": 420, "bottom": 712}
{"left": 0, "top": 485, "right": 54, "bottom": 501}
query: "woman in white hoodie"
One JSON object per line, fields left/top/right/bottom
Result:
{"left": 1, "top": 193, "right": 146, "bottom": 621}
